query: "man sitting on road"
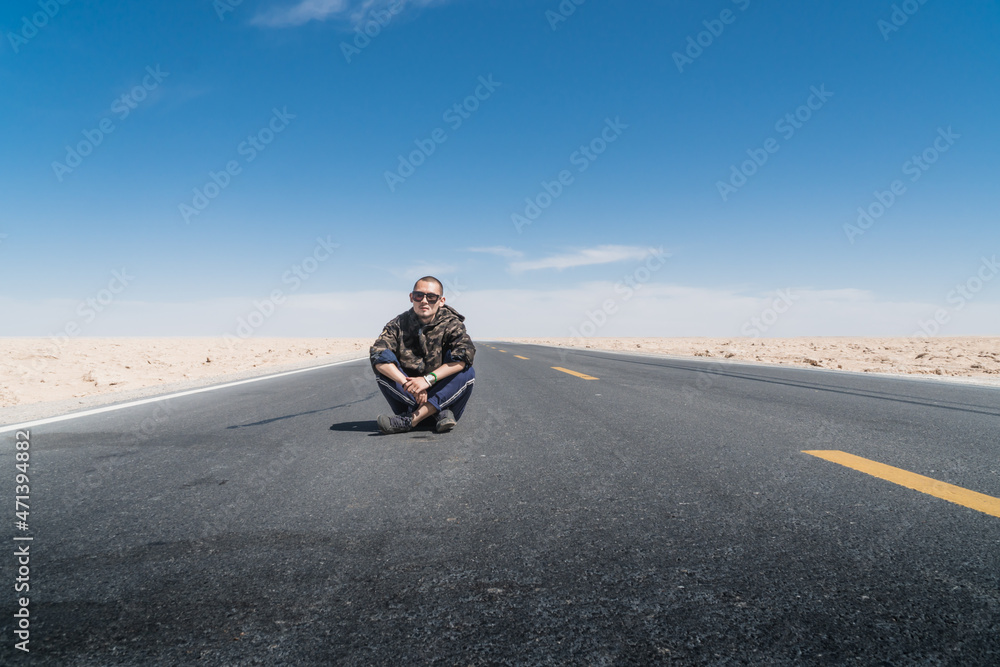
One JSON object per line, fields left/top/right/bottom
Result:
{"left": 370, "top": 276, "right": 476, "bottom": 434}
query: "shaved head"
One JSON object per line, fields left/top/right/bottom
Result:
{"left": 413, "top": 276, "right": 443, "bottom": 294}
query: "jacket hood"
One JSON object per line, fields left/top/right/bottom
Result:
{"left": 436, "top": 304, "right": 465, "bottom": 323}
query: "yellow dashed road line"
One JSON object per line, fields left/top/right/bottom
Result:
{"left": 551, "top": 366, "right": 599, "bottom": 380}
{"left": 804, "top": 450, "right": 1000, "bottom": 518}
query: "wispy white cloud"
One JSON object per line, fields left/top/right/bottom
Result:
{"left": 252, "top": 0, "right": 349, "bottom": 27}
{"left": 394, "top": 263, "right": 458, "bottom": 282}
{"left": 252, "top": 0, "right": 449, "bottom": 28}
{"left": 466, "top": 246, "right": 524, "bottom": 259}
{"left": 509, "top": 245, "right": 654, "bottom": 273}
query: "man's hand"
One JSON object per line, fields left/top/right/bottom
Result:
{"left": 402, "top": 376, "right": 430, "bottom": 398}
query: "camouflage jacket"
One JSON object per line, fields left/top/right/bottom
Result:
{"left": 370, "top": 304, "right": 476, "bottom": 377}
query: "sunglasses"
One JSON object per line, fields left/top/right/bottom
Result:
{"left": 410, "top": 291, "right": 441, "bottom": 304}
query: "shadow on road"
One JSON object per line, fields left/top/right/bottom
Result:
{"left": 329, "top": 419, "right": 439, "bottom": 436}
{"left": 329, "top": 419, "right": 379, "bottom": 433}
{"left": 227, "top": 392, "right": 379, "bottom": 430}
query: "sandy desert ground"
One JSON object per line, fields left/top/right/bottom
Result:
{"left": 0, "top": 338, "right": 371, "bottom": 423}
{"left": 2, "top": 336, "right": 998, "bottom": 424}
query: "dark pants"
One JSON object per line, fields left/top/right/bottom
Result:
{"left": 375, "top": 359, "right": 475, "bottom": 419}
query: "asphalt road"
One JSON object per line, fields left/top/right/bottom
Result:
{"left": 2, "top": 342, "right": 999, "bottom": 665}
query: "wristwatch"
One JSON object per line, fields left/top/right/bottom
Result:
{"left": 423, "top": 372, "right": 437, "bottom": 386}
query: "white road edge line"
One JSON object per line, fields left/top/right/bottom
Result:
{"left": 0, "top": 357, "right": 367, "bottom": 434}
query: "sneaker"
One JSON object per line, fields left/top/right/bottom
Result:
{"left": 377, "top": 413, "right": 412, "bottom": 434}
{"left": 434, "top": 409, "right": 456, "bottom": 433}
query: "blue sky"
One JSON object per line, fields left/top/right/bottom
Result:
{"left": 2, "top": 0, "right": 998, "bottom": 339}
